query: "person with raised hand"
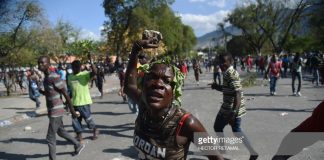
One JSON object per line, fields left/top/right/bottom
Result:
{"left": 68, "top": 53, "right": 99, "bottom": 143}
{"left": 124, "top": 34, "right": 223, "bottom": 160}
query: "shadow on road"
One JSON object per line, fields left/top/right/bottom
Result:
{"left": 0, "top": 138, "right": 70, "bottom": 145}
{"left": 244, "top": 93, "right": 270, "bottom": 97}
{"left": 244, "top": 93, "right": 292, "bottom": 97}
{"left": 92, "top": 111, "right": 133, "bottom": 116}
{"left": 182, "top": 86, "right": 210, "bottom": 91}
{"left": 65, "top": 123, "right": 135, "bottom": 139}
{"left": 308, "top": 99, "right": 323, "bottom": 102}
{"left": 0, "top": 151, "right": 72, "bottom": 160}
{"left": 3, "top": 107, "right": 32, "bottom": 110}
{"left": 98, "top": 123, "right": 134, "bottom": 139}
{"left": 247, "top": 107, "right": 314, "bottom": 112}
{"left": 103, "top": 146, "right": 137, "bottom": 159}
{"left": 95, "top": 101, "right": 127, "bottom": 105}
{"left": 302, "top": 86, "right": 324, "bottom": 89}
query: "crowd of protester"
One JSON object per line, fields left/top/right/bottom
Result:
{"left": 1, "top": 39, "right": 324, "bottom": 160}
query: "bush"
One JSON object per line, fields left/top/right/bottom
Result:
{"left": 241, "top": 73, "right": 257, "bottom": 88}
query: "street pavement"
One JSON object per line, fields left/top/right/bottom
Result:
{"left": 0, "top": 74, "right": 120, "bottom": 127}
{"left": 0, "top": 69, "right": 323, "bottom": 160}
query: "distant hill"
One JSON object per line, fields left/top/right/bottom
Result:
{"left": 195, "top": 26, "right": 241, "bottom": 49}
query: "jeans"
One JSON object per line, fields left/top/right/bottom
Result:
{"left": 313, "top": 68, "right": 319, "bottom": 86}
{"left": 270, "top": 76, "right": 278, "bottom": 93}
{"left": 127, "top": 96, "right": 138, "bottom": 115}
{"left": 213, "top": 72, "right": 222, "bottom": 85}
{"left": 292, "top": 71, "right": 302, "bottom": 93}
{"left": 283, "top": 67, "right": 288, "bottom": 78}
{"left": 47, "top": 116, "right": 80, "bottom": 160}
{"left": 214, "top": 114, "right": 242, "bottom": 132}
{"left": 72, "top": 105, "right": 96, "bottom": 133}
{"left": 213, "top": 114, "right": 257, "bottom": 155}
{"left": 96, "top": 80, "right": 103, "bottom": 94}
{"left": 29, "top": 88, "right": 40, "bottom": 108}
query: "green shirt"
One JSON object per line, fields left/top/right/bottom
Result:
{"left": 68, "top": 71, "right": 92, "bottom": 106}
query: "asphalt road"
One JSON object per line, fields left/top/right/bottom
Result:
{"left": 0, "top": 70, "right": 323, "bottom": 160}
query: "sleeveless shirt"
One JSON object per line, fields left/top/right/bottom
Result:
{"left": 133, "top": 107, "right": 189, "bottom": 160}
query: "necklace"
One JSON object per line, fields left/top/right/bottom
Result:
{"left": 144, "top": 105, "right": 175, "bottom": 131}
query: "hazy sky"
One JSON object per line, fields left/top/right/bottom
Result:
{"left": 40, "top": 0, "right": 248, "bottom": 39}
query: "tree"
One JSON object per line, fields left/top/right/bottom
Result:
{"left": 227, "top": 4, "right": 268, "bottom": 55}
{"left": 308, "top": 0, "right": 324, "bottom": 51}
{"left": 217, "top": 22, "right": 229, "bottom": 52}
{"left": 102, "top": 0, "right": 137, "bottom": 56}
{"left": 28, "top": 23, "right": 63, "bottom": 58}
{"left": 283, "top": 35, "right": 316, "bottom": 53}
{"left": 67, "top": 39, "right": 98, "bottom": 62}
{"left": 227, "top": 36, "right": 251, "bottom": 57}
{"left": 102, "top": 0, "right": 195, "bottom": 58}
{"left": 0, "top": 0, "right": 44, "bottom": 96}
{"left": 54, "top": 19, "right": 81, "bottom": 54}
{"left": 228, "top": 0, "right": 314, "bottom": 54}
{"left": 0, "top": 0, "right": 44, "bottom": 58}
{"left": 180, "top": 25, "right": 197, "bottom": 57}
{"left": 255, "top": 0, "right": 312, "bottom": 53}
{"left": 55, "top": 19, "right": 80, "bottom": 46}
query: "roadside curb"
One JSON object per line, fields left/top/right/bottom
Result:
{"left": 0, "top": 87, "right": 120, "bottom": 128}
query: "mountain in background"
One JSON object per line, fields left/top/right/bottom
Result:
{"left": 195, "top": 26, "right": 241, "bottom": 49}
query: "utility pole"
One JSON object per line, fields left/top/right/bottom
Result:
{"left": 208, "top": 40, "right": 211, "bottom": 61}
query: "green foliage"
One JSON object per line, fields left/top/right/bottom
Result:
{"left": 67, "top": 40, "right": 96, "bottom": 60}
{"left": 0, "top": 0, "right": 46, "bottom": 96}
{"left": 28, "top": 24, "right": 63, "bottom": 56}
{"left": 102, "top": 0, "right": 196, "bottom": 58}
{"left": 241, "top": 73, "right": 258, "bottom": 88}
{"left": 228, "top": 0, "right": 311, "bottom": 54}
{"left": 213, "top": 46, "right": 226, "bottom": 56}
{"left": 0, "top": 0, "right": 106, "bottom": 96}
{"left": 283, "top": 35, "right": 316, "bottom": 53}
{"left": 137, "top": 58, "right": 184, "bottom": 106}
{"left": 256, "top": 0, "right": 311, "bottom": 53}
{"left": 54, "top": 19, "right": 81, "bottom": 53}
{"left": 102, "top": 0, "right": 135, "bottom": 55}
{"left": 227, "top": 4, "right": 267, "bottom": 54}
{"left": 55, "top": 20, "right": 80, "bottom": 43}
{"left": 0, "top": 0, "right": 44, "bottom": 63}
{"left": 308, "top": 0, "right": 324, "bottom": 51}
{"left": 226, "top": 36, "right": 250, "bottom": 57}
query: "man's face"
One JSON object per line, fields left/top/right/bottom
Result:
{"left": 38, "top": 57, "right": 49, "bottom": 72}
{"left": 142, "top": 64, "right": 174, "bottom": 111}
{"left": 220, "top": 56, "right": 230, "bottom": 72}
